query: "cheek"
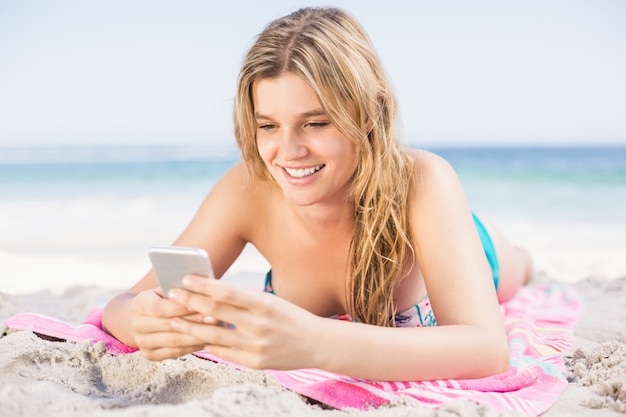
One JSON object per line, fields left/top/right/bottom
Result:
{"left": 255, "top": 136, "right": 273, "bottom": 165}
{"left": 334, "top": 140, "right": 360, "bottom": 172}
{"left": 348, "top": 151, "right": 360, "bottom": 177}
{"left": 255, "top": 136, "right": 284, "bottom": 183}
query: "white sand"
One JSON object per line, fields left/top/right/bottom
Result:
{"left": 0, "top": 271, "right": 624, "bottom": 417}
{"left": 1, "top": 215, "right": 625, "bottom": 416}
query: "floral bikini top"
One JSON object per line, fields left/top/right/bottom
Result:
{"left": 262, "top": 213, "right": 500, "bottom": 328}
{"left": 264, "top": 271, "right": 437, "bottom": 328}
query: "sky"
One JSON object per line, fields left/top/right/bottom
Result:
{"left": 0, "top": 0, "right": 625, "bottom": 154}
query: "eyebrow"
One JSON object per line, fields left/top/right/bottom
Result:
{"left": 254, "top": 109, "right": 327, "bottom": 120}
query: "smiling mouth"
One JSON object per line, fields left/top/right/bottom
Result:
{"left": 284, "top": 164, "right": 325, "bottom": 178}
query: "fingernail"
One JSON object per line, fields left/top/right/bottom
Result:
{"left": 182, "top": 275, "right": 194, "bottom": 287}
{"left": 167, "top": 289, "right": 179, "bottom": 300}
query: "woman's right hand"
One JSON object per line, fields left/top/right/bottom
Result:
{"left": 130, "top": 288, "right": 207, "bottom": 360}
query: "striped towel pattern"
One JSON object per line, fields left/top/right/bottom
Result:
{"left": 4, "top": 284, "right": 580, "bottom": 415}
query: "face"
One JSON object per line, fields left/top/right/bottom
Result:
{"left": 252, "top": 72, "right": 359, "bottom": 208}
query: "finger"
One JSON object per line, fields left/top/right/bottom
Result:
{"left": 170, "top": 317, "right": 243, "bottom": 350}
{"left": 170, "top": 288, "right": 270, "bottom": 335}
{"left": 132, "top": 310, "right": 205, "bottom": 335}
{"left": 134, "top": 329, "right": 206, "bottom": 354}
{"left": 133, "top": 289, "right": 193, "bottom": 319}
{"left": 169, "top": 288, "right": 247, "bottom": 327}
{"left": 132, "top": 314, "right": 171, "bottom": 334}
{"left": 181, "top": 275, "right": 275, "bottom": 312}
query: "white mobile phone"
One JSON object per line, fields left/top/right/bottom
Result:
{"left": 148, "top": 245, "right": 215, "bottom": 296}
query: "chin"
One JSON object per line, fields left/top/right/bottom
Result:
{"left": 286, "top": 195, "right": 319, "bottom": 207}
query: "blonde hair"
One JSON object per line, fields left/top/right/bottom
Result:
{"left": 233, "top": 7, "right": 414, "bottom": 326}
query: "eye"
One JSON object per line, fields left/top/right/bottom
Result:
{"left": 258, "top": 123, "right": 276, "bottom": 131}
{"left": 306, "top": 121, "right": 329, "bottom": 129}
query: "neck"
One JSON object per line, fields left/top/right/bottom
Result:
{"left": 288, "top": 195, "right": 355, "bottom": 234}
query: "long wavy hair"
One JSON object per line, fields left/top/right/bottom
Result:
{"left": 233, "top": 7, "right": 414, "bottom": 326}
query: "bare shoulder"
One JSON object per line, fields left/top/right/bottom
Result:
{"left": 168, "top": 161, "right": 282, "bottom": 277}
{"left": 173, "top": 161, "right": 274, "bottom": 260}
{"left": 202, "top": 161, "right": 249, "bottom": 210}
{"left": 201, "top": 161, "right": 273, "bottom": 232}
{"left": 214, "top": 160, "right": 252, "bottom": 191}
{"left": 405, "top": 149, "right": 463, "bottom": 201}
{"left": 404, "top": 148, "right": 475, "bottom": 262}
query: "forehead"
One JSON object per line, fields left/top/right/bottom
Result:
{"left": 252, "top": 73, "right": 323, "bottom": 116}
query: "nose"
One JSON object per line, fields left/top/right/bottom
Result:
{"left": 279, "top": 128, "right": 307, "bottom": 160}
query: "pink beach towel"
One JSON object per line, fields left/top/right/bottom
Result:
{"left": 4, "top": 284, "right": 581, "bottom": 415}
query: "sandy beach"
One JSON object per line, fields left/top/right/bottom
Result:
{"left": 1, "top": 146, "right": 625, "bottom": 416}
{"left": 1, "top": 252, "right": 625, "bottom": 416}
{"left": 2, "top": 0, "right": 625, "bottom": 413}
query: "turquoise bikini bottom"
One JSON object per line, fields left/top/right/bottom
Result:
{"left": 472, "top": 212, "right": 500, "bottom": 290}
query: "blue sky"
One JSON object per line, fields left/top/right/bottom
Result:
{"left": 0, "top": 0, "right": 625, "bottom": 153}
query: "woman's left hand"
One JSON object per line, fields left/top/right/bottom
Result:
{"left": 166, "top": 274, "right": 322, "bottom": 370}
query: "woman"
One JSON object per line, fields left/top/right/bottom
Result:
{"left": 102, "top": 7, "right": 532, "bottom": 381}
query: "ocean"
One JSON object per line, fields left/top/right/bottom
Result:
{"left": 434, "top": 146, "right": 626, "bottom": 224}
{"left": 1, "top": 144, "right": 625, "bottom": 293}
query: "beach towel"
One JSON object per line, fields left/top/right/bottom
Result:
{"left": 4, "top": 284, "right": 581, "bottom": 415}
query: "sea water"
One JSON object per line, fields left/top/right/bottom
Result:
{"left": 435, "top": 146, "right": 626, "bottom": 225}
{"left": 0, "top": 144, "right": 625, "bottom": 293}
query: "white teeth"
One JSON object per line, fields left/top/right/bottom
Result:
{"left": 284, "top": 164, "right": 324, "bottom": 178}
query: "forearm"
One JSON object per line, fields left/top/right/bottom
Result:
{"left": 101, "top": 292, "right": 139, "bottom": 348}
{"left": 311, "top": 319, "right": 509, "bottom": 381}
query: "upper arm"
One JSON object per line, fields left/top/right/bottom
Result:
{"left": 128, "top": 161, "right": 259, "bottom": 293}
{"left": 172, "top": 161, "right": 259, "bottom": 278}
{"left": 408, "top": 151, "right": 502, "bottom": 329}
